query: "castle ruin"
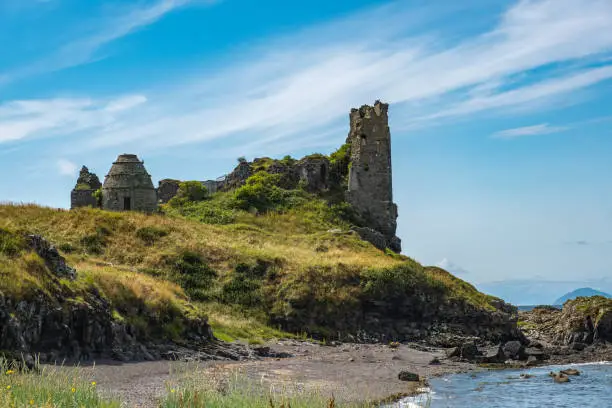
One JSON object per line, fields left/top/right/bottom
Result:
{"left": 346, "top": 101, "right": 401, "bottom": 252}
{"left": 69, "top": 101, "right": 401, "bottom": 252}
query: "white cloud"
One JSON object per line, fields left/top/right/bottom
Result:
{"left": 0, "top": 95, "right": 147, "bottom": 143}
{"left": 56, "top": 159, "right": 77, "bottom": 176}
{"left": 436, "top": 258, "right": 471, "bottom": 276}
{"left": 104, "top": 95, "right": 148, "bottom": 112}
{"left": 2, "top": 0, "right": 612, "bottom": 156}
{"left": 1, "top": 0, "right": 214, "bottom": 83}
{"left": 492, "top": 123, "right": 568, "bottom": 139}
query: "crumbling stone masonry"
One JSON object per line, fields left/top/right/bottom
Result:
{"left": 70, "top": 166, "right": 102, "bottom": 209}
{"left": 157, "top": 179, "right": 181, "bottom": 204}
{"left": 101, "top": 154, "right": 158, "bottom": 212}
{"left": 297, "top": 156, "right": 330, "bottom": 192}
{"left": 345, "top": 101, "right": 401, "bottom": 253}
{"left": 68, "top": 102, "right": 402, "bottom": 253}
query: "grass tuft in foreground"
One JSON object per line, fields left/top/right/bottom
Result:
{"left": 0, "top": 359, "right": 120, "bottom": 408}
{"left": 161, "top": 370, "right": 369, "bottom": 408}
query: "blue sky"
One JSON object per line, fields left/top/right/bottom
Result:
{"left": 1, "top": 0, "right": 612, "bottom": 304}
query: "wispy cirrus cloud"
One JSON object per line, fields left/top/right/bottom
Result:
{"left": 0, "top": 95, "right": 147, "bottom": 143}
{"left": 2, "top": 0, "right": 612, "bottom": 157}
{"left": 1, "top": 0, "right": 214, "bottom": 84}
{"left": 492, "top": 123, "right": 568, "bottom": 139}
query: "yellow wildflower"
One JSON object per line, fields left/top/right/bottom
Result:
{"left": 29, "top": 400, "right": 34, "bottom": 405}
{"left": 6, "top": 385, "right": 11, "bottom": 390}
{"left": 71, "top": 387, "right": 76, "bottom": 393}
{"left": 170, "top": 389, "right": 176, "bottom": 393}
{"left": 5, "top": 370, "right": 14, "bottom": 375}
{"left": 91, "top": 381, "right": 96, "bottom": 387}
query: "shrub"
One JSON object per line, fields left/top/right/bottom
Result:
{"left": 329, "top": 143, "right": 350, "bottom": 165}
{"left": 233, "top": 172, "right": 290, "bottom": 213}
{"left": 58, "top": 243, "right": 75, "bottom": 253}
{"left": 75, "top": 183, "right": 92, "bottom": 190}
{"left": 361, "top": 263, "right": 446, "bottom": 302}
{"left": 0, "top": 228, "right": 24, "bottom": 256}
{"left": 221, "top": 274, "right": 262, "bottom": 307}
{"left": 80, "top": 227, "right": 111, "bottom": 255}
{"left": 169, "top": 251, "right": 218, "bottom": 301}
{"left": 135, "top": 226, "right": 169, "bottom": 245}
{"left": 168, "top": 181, "right": 209, "bottom": 206}
{"left": 92, "top": 188, "right": 103, "bottom": 207}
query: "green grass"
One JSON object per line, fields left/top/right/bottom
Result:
{"left": 159, "top": 368, "right": 418, "bottom": 408}
{"left": 0, "top": 198, "right": 507, "bottom": 344}
{"left": 517, "top": 320, "right": 536, "bottom": 330}
{"left": 0, "top": 360, "right": 120, "bottom": 408}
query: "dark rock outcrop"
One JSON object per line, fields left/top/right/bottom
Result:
{"left": 0, "top": 236, "right": 214, "bottom": 364}
{"left": 520, "top": 297, "right": 612, "bottom": 346}
{"left": 222, "top": 160, "right": 252, "bottom": 190}
{"left": 26, "top": 234, "right": 76, "bottom": 280}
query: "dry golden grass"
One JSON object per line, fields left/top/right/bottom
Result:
{"left": 0, "top": 202, "right": 501, "bottom": 342}
{"left": 0, "top": 204, "right": 402, "bottom": 280}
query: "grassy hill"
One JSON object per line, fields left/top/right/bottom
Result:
{"left": 1, "top": 183, "right": 515, "bottom": 349}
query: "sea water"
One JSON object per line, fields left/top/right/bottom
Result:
{"left": 386, "top": 362, "right": 612, "bottom": 408}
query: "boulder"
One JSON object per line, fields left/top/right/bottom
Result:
{"left": 481, "top": 345, "right": 505, "bottom": 363}
{"left": 398, "top": 371, "right": 420, "bottom": 382}
{"left": 502, "top": 341, "right": 526, "bottom": 360}
{"left": 524, "top": 347, "right": 548, "bottom": 361}
{"left": 447, "top": 342, "right": 480, "bottom": 361}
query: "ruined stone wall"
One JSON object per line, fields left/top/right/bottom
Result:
{"left": 297, "top": 156, "right": 330, "bottom": 192}
{"left": 201, "top": 180, "right": 218, "bottom": 194}
{"left": 158, "top": 179, "right": 180, "bottom": 204}
{"left": 70, "top": 189, "right": 98, "bottom": 209}
{"left": 346, "top": 101, "right": 401, "bottom": 252}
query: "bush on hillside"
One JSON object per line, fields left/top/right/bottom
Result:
{"left": 167, "top": 251, "right": 218, "bottom": 301}
{"left": 135, "top": 226, "right": 169, "bottom": 245}
{"left": 233, "top": 172, "right": 301, "bottom": 213}
{"left": 168, "top": 181, "right": 209, "bottom": 207}
{"left": 0, "top": 228, "right": 24, "bottom": 256}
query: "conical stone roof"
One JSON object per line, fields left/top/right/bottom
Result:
{"left": 102, "top": 154, "right": 155, "bottom": 189}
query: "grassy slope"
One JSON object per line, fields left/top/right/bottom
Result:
{"left": 0, "top": 196, "right": 502, "bottom": 343}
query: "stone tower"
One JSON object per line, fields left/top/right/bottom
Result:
{"left": 346, "top": 101, "right": 401, "bottom": 252}
{"left": 101, "top": 154, "right": 157, "bottom": 212}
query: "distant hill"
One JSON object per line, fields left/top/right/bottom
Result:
{"left": 554, "top": 288, "right": 612, "bottom": 305}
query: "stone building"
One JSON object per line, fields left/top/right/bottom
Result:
{"left": 70, "top": 166, "right": 102, "bottom": 209}
{"left": 345, "top": 101, "right": 401, "bottom": 252}
{"left": 101, "top": 154, "right": 158, "bottom": 212}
